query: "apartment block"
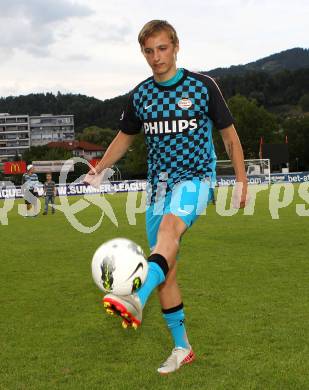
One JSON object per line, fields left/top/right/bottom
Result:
{"left": 0, "top": 113, "right": 30, "bottom": 161}
{"left": 30, "top": 114, "right": 75, "bottom": 146}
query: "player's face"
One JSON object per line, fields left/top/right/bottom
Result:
{"left": 142, "top": 31, "right": 179, "bottom": 82}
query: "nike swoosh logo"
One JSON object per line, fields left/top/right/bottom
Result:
{"left": 144, "top": 104, "right": 153, "bottom": 110}
{"left": 126, "top": 262, "right": 143, "bottom": 280}
{"left": 177, "top": 208, "right": 191, "bottom": 215}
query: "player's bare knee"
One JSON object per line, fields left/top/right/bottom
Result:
{"left": 159, "top": 214, "right": 184, "bottom": 241}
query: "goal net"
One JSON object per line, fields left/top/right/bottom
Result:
{"left": 216, "top": 159, "right": 270, "bottom": 186}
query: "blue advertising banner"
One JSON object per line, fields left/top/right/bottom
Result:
{"left": 217, "top": 175, "right": 268, "bottom": 186}
{"left": 0, "top": 180, "right": 147, "bottom": 199}
{"left": 269, "top": 172, "right": 309, "bottom": 184}
{"left": 56, "top": 181, "right": 147, "bottom": 196}
{"left": 1, "top": 174, "right": 309, "bottom": 199}
{"left": 217, "top": 172, "right": 309, "bottom": 186}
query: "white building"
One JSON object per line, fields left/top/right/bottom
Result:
{"left": 0, "top": 113, "right": 75, "bottom": 160}
{"left": 0, "top": 113, "right": 30, "bottom": 161}
{"left": 30, "top": 114, "right": 75, "bottom": 146}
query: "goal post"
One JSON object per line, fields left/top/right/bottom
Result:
{"left": 216, "top": 159, "right": 270, "bottom": 186}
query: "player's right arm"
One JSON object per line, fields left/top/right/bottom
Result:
{"left": 84, "top": 91, "right": 142, "bottom": 187}
{"left": 84, "top": 131, "right": 136, "bottom": 185}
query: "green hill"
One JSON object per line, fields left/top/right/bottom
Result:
{"left": 205, "top": 48, "right": 309, "bottom": 78}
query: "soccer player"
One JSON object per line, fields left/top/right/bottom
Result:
{"left": 85, "top": 20, "right": 248, "bottom": 374}
{"left": 42, "top": 173, "right": 57, "bottom": 215}
{"left": 22, "top": 164, "right": 40, "bottom": 217}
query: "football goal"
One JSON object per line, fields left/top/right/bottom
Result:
{"left": 216, "top": 159, "right": 270, "bottom": 186}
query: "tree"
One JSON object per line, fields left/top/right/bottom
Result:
{"left": 215, "top": 95, "right": 278, "bottom": 159}
{"left": 283, "top": 116, "right": 309, "bottom": 171}
{"left": 0, "top": 92, "right": 127, "bottom": 132}
{"left": 299, "top": 94, "right": 309, "bottom": 112}
{"left": 120, "top": 134, "right": 147, "bottom": 178}
{"left": 22, "top": 145, "right": 71, "bottom": 163}
{"left": 77, "top": 126, "right": 116, "bottom": 149}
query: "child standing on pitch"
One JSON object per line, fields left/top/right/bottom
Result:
{"left": 43, "top": 173, "right": 56, "bottom": 215}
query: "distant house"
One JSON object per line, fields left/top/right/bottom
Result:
{"left": 47, "top": 140, "right": 104, "bottom": 160}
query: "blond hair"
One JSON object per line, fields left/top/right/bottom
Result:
{"left": 138, "top": 20, "right": 179, "bottom": 47}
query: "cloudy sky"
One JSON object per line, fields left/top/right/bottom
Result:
{"left": 0, "top": 0, "right": 308, "bottom": 101}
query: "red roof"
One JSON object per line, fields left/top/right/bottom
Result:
{"left": 47, "top": 141, "right": 104, "bottom": 151}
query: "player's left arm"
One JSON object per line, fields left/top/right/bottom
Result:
{"left": 204, "top": 75, "right": 248, "bottom": 208}
{"left": 220, "top": 124, "right": 248, "bottom": 208}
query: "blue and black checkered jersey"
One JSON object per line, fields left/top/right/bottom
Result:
{"left": 120, "top": 69, "right": 233, "bottom": 203}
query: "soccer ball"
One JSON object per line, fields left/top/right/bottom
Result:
{"left": 91, "top": 238, "right": 148, "bottom": 296}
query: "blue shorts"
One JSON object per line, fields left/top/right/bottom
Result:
{"left": 146, "top": 179, "right": 214, "bottom": 251}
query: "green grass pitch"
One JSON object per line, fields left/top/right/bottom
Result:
{"left": 0, "top": 186, "right": 308, "bottom": 390}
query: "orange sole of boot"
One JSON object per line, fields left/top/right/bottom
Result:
{"left": 103, "top": 297, "right": 141, "bottom": 330}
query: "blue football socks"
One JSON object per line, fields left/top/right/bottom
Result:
{"left": 136, "top": 254, "right": 168, "bottom": 307}
{"left": 162, "top": 304, "right": 190, "bottom": 349}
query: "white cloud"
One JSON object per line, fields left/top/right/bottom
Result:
{"left": 91, "top": 21, "right": 133, "bottom": 44}
{"left": 0, "top": 0, "right": 308, "bottom": 100}
{"left": 65, "top": 54, "right": 92, "bottom": 62}
{"left": 0, "top": 0, "right": 93, "bottom": 58}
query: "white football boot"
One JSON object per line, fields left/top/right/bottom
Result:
{"left": 157, "top": 347, "right": 196, "bottom": 375}
{"left": 103, "top": 293, "right": 142, "bottom": 329}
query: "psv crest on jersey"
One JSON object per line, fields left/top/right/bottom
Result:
{"left": 178, "top": 98, "right": 193, "bottom": 109}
